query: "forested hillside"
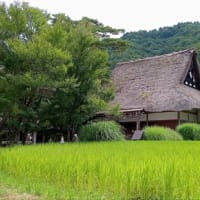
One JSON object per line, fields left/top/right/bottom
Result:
{"left": 110, "top": 22, "right": 200, "bottom": 66}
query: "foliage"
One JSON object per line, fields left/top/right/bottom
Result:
{"left": 79, "top": 121, "right": 124, "bottom": 141}
{"left": 143, "top": 126, "right": 183, "bottom": 140}
{"left": 0, "top": 2, "right": 125, "bottom": 140}
{"left": 176, "top": 123, "right": 200, "bottom": 140}
{"left": 1, "top": 142, "right": 200, "bottom": 199}
{"left": 110, "top": 22, "right": 200, "bottom": 66}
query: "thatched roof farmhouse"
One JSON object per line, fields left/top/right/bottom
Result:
{"left": 111, "top": 49, "right": 200, "bottom": 138}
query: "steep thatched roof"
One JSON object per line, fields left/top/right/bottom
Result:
{"left": 111, "top": 49, "right": 200, "bottom": 112}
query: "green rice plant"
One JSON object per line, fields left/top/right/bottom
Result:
{"left": 79, "top": 121, "right": 124, "bottom": 141}
{"left": 143, "top": 126, "right": 183, "bottom": 140}
{"left": 1, "top": 141, "right": 200, "bottom": 199}
{"left": 176, "top": 123, "right": 200, "bottom": 140}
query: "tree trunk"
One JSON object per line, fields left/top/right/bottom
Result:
{"left": 33, "top": 132, "right": 37, "bottom": 144}
{"left": 42, "top": 134, "right": 45, "bottom": 143}
{"left": 15, "top": 132, "right": 20, "bottom": 144}
{"left": 67, "top": 131, "right": 70, "bottom": 142}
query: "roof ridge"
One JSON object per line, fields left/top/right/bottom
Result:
{"left": 117, "top": 48, "right": 196, "bottom": 66}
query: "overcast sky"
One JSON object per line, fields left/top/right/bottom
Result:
{"left": 4, "top": 0, "right": 200, "bottom": 32}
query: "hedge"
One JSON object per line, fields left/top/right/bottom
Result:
{"left": 143, "top": 126, "right": 183, "bottom": 140}
{"left": 176, "top": 123, "right": 200, "bottom": 140}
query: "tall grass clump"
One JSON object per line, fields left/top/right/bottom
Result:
{"left": 143, "top": 126, "right": 183, "bottom": 140}
{"left": 79, "top": 121, "right": 124, "bottom": 141}
{"left": 176, "top": 123, "right": 200, "bottom": 140}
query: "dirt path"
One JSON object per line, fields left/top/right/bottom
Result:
{"left": 0, "top": 184, "right": 40, "bottom": 200}
{"left": 1, "top": 193, "right": 40, "bottom": 200}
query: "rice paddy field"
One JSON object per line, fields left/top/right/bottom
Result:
{"left": 0, "top": 141, "right": 200, "bottom": 200}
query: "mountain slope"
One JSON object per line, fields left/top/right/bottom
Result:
{"left": 110, "top": 22, "right": 200, "bottom": 66}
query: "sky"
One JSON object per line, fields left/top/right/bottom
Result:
{"left": 4, "top": 0, "right": 200, "bottom": 32}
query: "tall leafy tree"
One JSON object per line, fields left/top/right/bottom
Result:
{"left": 0, "top": 2, "right": 123, "bottom": 142}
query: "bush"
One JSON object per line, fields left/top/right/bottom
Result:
{"left": 79, "top": 121, "right": 124, "bottom": 141}
{"left": 176, "top": 123, "right": 200, "bottom": 140}
{"left": 143, "top": 126, "right": 183, "bottom": 140}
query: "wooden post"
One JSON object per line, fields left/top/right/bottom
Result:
{"left": 136, "top": 112, "right": 141, "bottom": 130}
{"left": 177, "top": 112, "right": 180, "bottom": 125}
{"left": 146, "top": 112, "right": 149, "bottom": 126}
{"left": 33, "top": 132, "right": 37, "bottom": 144}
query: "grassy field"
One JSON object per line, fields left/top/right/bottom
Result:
{"left": 0, "top": 141, "right": 200, "bottom": 200}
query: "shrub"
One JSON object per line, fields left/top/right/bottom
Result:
{"left": 176, "top": 123, "right": 200, "bottom": 140}
{"left": 79, "top": 121, "right": 124, "bottom": 141}
{"left": 143, "top": 126, "right": 183, "bottom": 140}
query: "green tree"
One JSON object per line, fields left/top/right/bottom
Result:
{"left": 0, "top": 33, "right": 73, "bottom": 142}
{"left": 0, "top": 2, "right": 122, "bottom": 142}
{"left": 38, "top": 14, "right": 117, "bottom": 140}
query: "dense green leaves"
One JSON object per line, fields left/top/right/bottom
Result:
{"left": 0, "top": 2, "right": 48, "bottom": 40}
{"left": 0, "top": 2, "right": 123, "bottom": 141}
